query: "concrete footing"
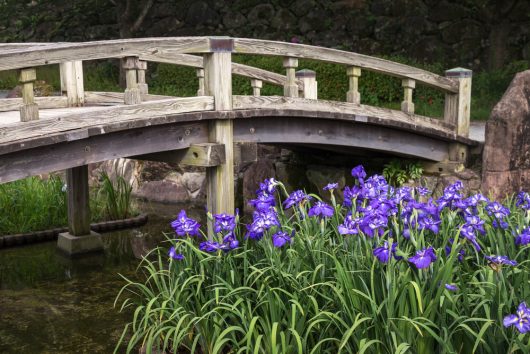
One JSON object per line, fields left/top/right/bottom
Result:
{"left": 57, "top": 231, "right": 103, "bottom": 255}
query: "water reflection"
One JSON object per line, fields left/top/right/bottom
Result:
{"left": 0, "top": 201, "right": 204, "bottom": 353}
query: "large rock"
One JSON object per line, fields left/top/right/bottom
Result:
{"left": 482, "top": 70, "right": 530, "bottom": 199}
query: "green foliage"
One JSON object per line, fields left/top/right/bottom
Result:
{"left": 0, "top": 171, "right": 137, "bottom": 235}
{"left": 0, "top": 175, "right": 67, "bottom": 234}
{"left": 116, "top": 182, "right": 530, "bottom": 353}
{"left": 383, "top": 159, "right": 423, "bottom": 187}
{"left": 93, "top": 171, "right": 136, "bottom": 221}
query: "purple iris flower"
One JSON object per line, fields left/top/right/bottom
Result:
{"left": 259, "top": 178, "right": 279, "bottom": 194}
{"left": 466, "top": 193, "right": 489, "bottom": 207}
{"left": 199, "top": 241, "right": 222, "bottom": 253}
{"left": 504, "top": 302, "right": 530, "bottom": 333}
{"left": 343, "top": 185, "right": 362, "bottom": 207}
{"left": 308, "top": 201, "right": 334, "bottom": 218}
{"left": 168, "top": 246, "right": 184, "bottom": 260}
{"left": 416, "top": 187, "right": 430, "bottom": 196}
{"left": 171, "top": 210, "right": 201, "bottom": 237}
{"left": 485, "top": 255, "right": 517, "bottom": 267}
{"left": 323, "top": 182, "right": 339, "bottom": 191}
{"left": 418, "top": 215, "right": 441, "bottom": 234}
{"left": 351, "top": 165, "right": 366, "bottom": 182}
{"left": 373, "top": 241, "right": 399, "bottom": 263}
{"left": 283, "top": 190, "right": 312, "bottom": 209}
{"left": 464, "top": 215, "right": 486, "bottom": 235}
{"left": 460, "top": 224, "right": 481, "bottom": 251}
{"left": 445, "top": 284, "right": 458, "bottom": 291}
{"left": 516, "top": 227, "right": 530, "bottom": 246}
{"left": 516, "top": 191, "right": 530, "bottom": 210}
{"left": 272, "top": 231, "right": 292, "bottom": 247}
{"left": 409, "top": 246, "right": 437, "bottom": 269}
{"left": 213, "top": 213, "right": 236, "bottom": 233}
{"left": 249, "top": 192, "right": 276, "bottom": 211}
{"left": 246, "top": 208, "right": 280, "bottom": 239}
{"left": 223, "top": 232, "right": 239, "bottom": 249}
{"left": 338, "top": 214, "right": 361, "bottom": 235}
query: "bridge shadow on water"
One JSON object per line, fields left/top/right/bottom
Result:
{"left": 0, "top": 201, "right": 204, "bottom": 354}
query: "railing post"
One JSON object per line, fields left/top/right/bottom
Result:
{"left": 122, "top": 56, "right": 142, "bottom": 105}
{"left": 60, "top": 61, "right": 85, "bottom": 107}
{"left": 401, "top": 79, "right": 415, "bottom": 114}
{"left": 295, "top": 69, "right": 317, "bottom": 99}
{"left": 196, "top": 68, "right": 205, "bottom": 96}
{"left": 137, "top": 60, "right": 148, "bottom": 95}
{"left": 346, "top": 66, "right": 361, "bottom": 104}
{"left": 444, "top": 68, "right": 472, "bottom": 137}
{"left": 203, "top": 37, "right": 234, "bottom": 231}
{"left": 251, "top": 79, "right": 262, "bottom": 96}
{"left": 283, "top": 57, "right": 298, "bottom": 97}
{"left": 19, "top": 68, "right": 39, "bottom": 122}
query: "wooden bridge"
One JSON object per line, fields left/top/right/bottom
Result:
{"left": 0, "top": 37, "right": 476, "bottom": 254}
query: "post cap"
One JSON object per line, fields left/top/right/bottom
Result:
{"left": 445, "top": 67, "right": 472, "bottom": 78}
{"left": 295, "top": 69, "right": 316, "bottom": 78}
{"left": 208, "top": 37, "right": 234, "bottom": 52}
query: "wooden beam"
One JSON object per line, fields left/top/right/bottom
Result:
{"left": 346, "top": 66, "right": 361, "bottom": 104}
{"left": 401, "top": 78, "right": 415, "bottom": 114}
{"left": 233, "top": 38, "right": 459, "bottom": 93}
{"left": 137, "top": 60, "right": 148, "bottom": 95}
{"left": 445, "top": 68, "right": 472, "bottom": 137}
{"left": 131, "top": 143, "right": 225, "bottom": 166}
{"left": 66, "top": 165, "right": 91, "bottom": 235}
{"left": 60, "top": 61, "right": 84, "bottom": 106}
{"left": 295, "top": 69, "right": 317, "bottom": 99}
{"left": 283, "top": 57, "right": 298, "bottom": 97}
{"left": 0, "top": 96, "right": 68, "bottom": 112}
{"left": 251, "top": 79, "right": 262, "bottom": 96}
{"left": 84, "top": 91, "right": 174, "bottom": 105}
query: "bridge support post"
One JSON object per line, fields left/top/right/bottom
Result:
{"left": 445, "top": 68, "right": 472, "bottom": 163}
{"left": 60, "top": 61, "right": 85, "bottom": 107}
{"left": 123, "top": 57, "right": 142, "bottom": 105}
{"left": 401, "top": 79, "right": 415, "bottom": 114}
{"left": 18, "top": 68, "right": 39, "bottom": 122}
{"left": 204, "top": 38, "right": 235, "bottom": 237}
{"left": 251, "top": 79, "right": 262, "bottom": 96}
{"left": 296, "top": 69, "right": 317, "bottom": 99}
{"left": 57, "top": 165, "right": 102, "bottom": 255}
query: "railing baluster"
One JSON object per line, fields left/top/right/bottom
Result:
{"left": 19, "top": 68, "right": 39, "bottom": 121}
{"left": 137, "top": 60, "right": 148, "bottom": 95}
{"left": 122, "top": 56, "right": 142, "bottom": 105}
{"left": 196, "top": 68, "right": 205, "bottom": 96}
{"left": 295, "top": 69, "right": 317, "bottom": 99}
{"left": 60, "top": 61, "right": 85, "bottom": 107}
{"left": 444, "top": 68, "right": 472, "bottom": 137}
{"left": 346, "top": 66, "right": 361, "bottom": 104}
{"left": 283, "top": 57, "right": 298, "bottom": 97}
{"left": 251, "top": 79, "right": 262, "bottom": 96}
{"left": 401, "top": 79, "right": 415, "bottom": 114}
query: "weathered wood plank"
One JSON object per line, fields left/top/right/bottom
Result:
{"left": 19, "top": 68, "right": 39, "bottom": 122}
{"left": 0, "top": 96, "right": 214, "bottom": 144}
{"left": 0, "top": 37, "right": 211, "bottom": 71}
{"left": 234, "top": 117, "right": 449, "bottom": 161}
{"left": 60, "top": 61, "right": 85, "bottom": 106}
{"left": 66, "top": 165, "right": 91, "bottom": 235}
{"left": 295, "top": 69, "right": 317, "bottom": 99}
{"left": 233, "top": 38, "right": 459, "bottom": 93}
{"left": 139, "top": 52, "right": 303, "bottom": 89}
{"left": 132, "top": 143, "right": 225, "bottom": 166}
{"left": 84, "top": 91, "right": 174, "bottom": 105}
{"left": 232, "top": 95, "right": 455, "bottom": 137}
{"left": 0, "top": 122, "right": 209, "bottom": 183}
{"left": 0, "top": 96, "right": 68, "bottom": 112}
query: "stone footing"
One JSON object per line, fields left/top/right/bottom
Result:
{"left": 57, "top": 231, "right": 103, "bottom": 255}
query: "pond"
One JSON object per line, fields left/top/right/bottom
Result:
{"left": 0, "top": 201, "right": 203, "bottom": 353}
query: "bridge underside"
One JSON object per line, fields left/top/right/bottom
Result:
{"left": 0, "top": 111, "right": 461, "bottom": 183}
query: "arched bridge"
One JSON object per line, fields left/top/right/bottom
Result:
{"left": 0, "top": 37, "right": 477, "bottom": 254}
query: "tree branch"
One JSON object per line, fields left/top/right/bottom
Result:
{"left": 131, "top": 0, "right": 155, "bottom": 34}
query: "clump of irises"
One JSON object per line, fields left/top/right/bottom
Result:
{"left": 166, "top": 164, "right": 530, "bottom": 341}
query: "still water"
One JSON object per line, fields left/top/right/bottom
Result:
{"left": 0, "top": 202, "right": 204, "bottom": 353}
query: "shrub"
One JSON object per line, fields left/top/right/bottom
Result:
{"left": 116, "top": 167, "right": 530, "bottom": 353}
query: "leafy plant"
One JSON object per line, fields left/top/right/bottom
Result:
{"left": 116, "top": 167, "right": 530, "bottom": 353}
{"left": 94, "top": 171, "right": 136, "bottom": 221}
{"left": 383, "top": 159, "right": 423, "bottom": 186}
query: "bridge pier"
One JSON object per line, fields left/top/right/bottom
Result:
{"left": 57, "top": 165, "right": 103, "bottom": 255}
